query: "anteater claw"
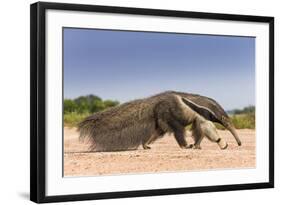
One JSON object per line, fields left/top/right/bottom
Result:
{"left": 143, "top": 144, "right": 151, "bottom": 150}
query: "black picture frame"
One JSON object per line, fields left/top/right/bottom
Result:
{"left": 30, "top": 2, "right": 274, "bottom": 203}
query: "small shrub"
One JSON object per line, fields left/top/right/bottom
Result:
{"left": 231, "top": 113, "right": 255, "bottom": 129}
{"left": 64, "top": 112, "right": 90, "bottom": 127}
{"left": 214, "top": 113, "right": 255, "bottom": 130}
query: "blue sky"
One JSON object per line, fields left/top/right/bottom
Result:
{"left": 63, "top": 28, "right": 255, "bottom": 110}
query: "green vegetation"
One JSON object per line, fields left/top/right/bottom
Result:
{"left": 229, "top": 105, "right": 255, "bottom": 129}
{"left": 64, "top": 95, "right": 119, "bottom": 127}
{"left": 228, "top": 105, "right": 255, "bottom": 115}
{"left": 230, "top": 113, "right": 255, "bottom": 129}
{"left": 215, "top": 105, "right": 255, "bottom": 130}
{"left": 213, "top": 114, "right": 255, "bottom": 130}
{"left": 64, "top": 112, "right": 91, "bottom": 127}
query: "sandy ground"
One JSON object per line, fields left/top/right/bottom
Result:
{"left": 64, "top": 127, "right": 255, "bottom": 176}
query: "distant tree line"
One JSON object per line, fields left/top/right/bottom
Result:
{"left": 228, "top": 105, "right": 255, "bottom": 115}
{"left": 224, "top": 105, "right": 255, "bottom": 129}
{"left": 64, "top": 94, "right": 119, "bottom": 114}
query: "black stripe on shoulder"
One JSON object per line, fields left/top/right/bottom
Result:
{"left": 181, "top": 97, "right": 221, "bottom": 123}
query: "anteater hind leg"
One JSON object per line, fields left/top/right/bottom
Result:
{"left": 142, "top": 129, "right": 163, "bottom": 150}
{"left": 142, "top": 133, "right": 157, "bottom": 150}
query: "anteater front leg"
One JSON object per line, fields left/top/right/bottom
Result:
{"left": 191, "top": 120, "right": 204, "bottom": 149}
{"left": 193, "top": 135, "right": 204, "bottom": 149}
{"left": 154, "top": 101, "right": 191, "bottom": 149}
{"left": 201, "top": 121, "right": 228, "bottom": 149}
{"left": 168, "top": 120, "right": 192, "bottom": 149}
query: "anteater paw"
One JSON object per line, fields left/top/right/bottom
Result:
{"left": 143, "top": 144, "right": 151, "bottom": 150}
{"left": 181, "top": 144, "right": 193, "bottom": 149}
{"left": 193, "top": 145, "right": 202, "bottom": 149}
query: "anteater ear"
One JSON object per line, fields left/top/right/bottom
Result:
{"left": 181, "top": 97, "right": 220, "bottom": 123}
{"left": 221, "top": 115, "right": 231, "bottom": 126}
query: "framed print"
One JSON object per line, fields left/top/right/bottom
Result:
{"left": 30, "top": 2, "right": 274, "bottom": 203}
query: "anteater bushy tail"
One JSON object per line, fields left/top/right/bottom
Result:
{"left": 78, "top": 100, "right": 156, "bottom": 152}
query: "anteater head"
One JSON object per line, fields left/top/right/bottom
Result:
{"left": 180, "top": 94, "right": 242, "bottom": 146}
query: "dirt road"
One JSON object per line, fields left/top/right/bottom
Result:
{"left": 64, "top": 127, "right": 255, "bottom": 176}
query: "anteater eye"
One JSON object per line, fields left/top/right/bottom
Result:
{"left": 222, "top": 116, "right": 227, "bottom": 122}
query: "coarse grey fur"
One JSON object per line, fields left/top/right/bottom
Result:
{"left": 78, "top": 91, "right": 241, "bottom": 152}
